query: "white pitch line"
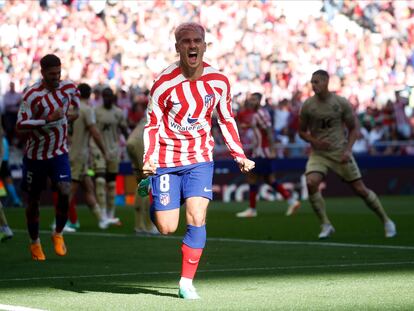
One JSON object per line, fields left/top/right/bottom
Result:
{"left": 13, "top": 229, "right": 414, "bottom": 251}
{"left": 0, "top": 304, "right": 47, "bottom": 311}
{"left": 1, "top": 261, "right": 414, "bottom": 283}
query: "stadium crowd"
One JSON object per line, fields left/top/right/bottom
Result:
{"left": 1, "top": 0, "right": 414, "bottom": 159}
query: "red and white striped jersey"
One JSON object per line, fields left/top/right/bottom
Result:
{"left": 143, "top": 62, "right": 246, "bottom": 167}
{"left": 17, "top": 80, "right": 80, "bottom": 160}
{"left": 252, "top": 107, "right": 273, "bottom": 158}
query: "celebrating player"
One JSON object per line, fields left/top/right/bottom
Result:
{"left": 298, "top": 70, "right": 396, "bottom": 239}
{"left": 142, "top": 22, "right": 255, "bottom": 299}
{"left": 236, "top": 92, "right": 301, "bottom": 218}
{"left": 16, "top": 54, "right": 80, "bottom": 260}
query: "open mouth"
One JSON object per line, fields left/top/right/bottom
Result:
{"left": 188, "top": 51, "right": 198, "bottom": 64}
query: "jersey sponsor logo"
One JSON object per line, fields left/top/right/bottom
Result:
{"left": 169, "top": 121, "right": 206, "bottom": 132}
{"left": 187, "top": 116, "right": 198, "bottom": 124}
{"left": 160, "top": 193, "right": 170, "bottom": 206}
{"left": 204, "top": 94, "right": 214, "bottom": 108}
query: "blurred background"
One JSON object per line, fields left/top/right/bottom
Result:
{"left": 1, "top": 0, "right": 414, "bottom": 203}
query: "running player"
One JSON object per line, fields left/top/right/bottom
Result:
{"left": 298, "top": 70, "right": 396, "bottom": 239}
{"left": 142, "top": 22, "right": 255, "bottom": 299}
{"left": 236, "top": 92, "right": 301, "bottom": 218}
{"left": 16, "top": 54, "right": 80, "bottom": 260}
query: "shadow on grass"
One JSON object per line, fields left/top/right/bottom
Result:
{"left": 54, "top": 283, "right": 178, "bottom": 298}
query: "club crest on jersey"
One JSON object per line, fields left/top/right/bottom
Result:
{"left": 204, "top": 94, "right": 214, "bottom": 107}
{"left": 160, "top": 193, "right": 170, "bottom": 206}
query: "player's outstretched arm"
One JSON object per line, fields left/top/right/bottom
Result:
{"left": 236, "top": 158, "right": 255, "bottom": 173}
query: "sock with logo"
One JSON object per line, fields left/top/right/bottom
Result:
{"left": 181, "top": 224, "right": 206, "bottom": 281}
{"left": 249, "top": 184, "right": 258, "bottom": 209}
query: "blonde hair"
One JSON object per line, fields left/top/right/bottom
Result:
{"left": 174, "top": 22, "right": 205, "bottom": 42}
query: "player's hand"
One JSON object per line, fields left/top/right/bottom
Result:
{"left": 237, "top": 158, "right": 255, "bottom": 173}
{"left": 142, "top": 159, "right": 157, "bottom": 177}
{"left": 312, "top": 139, "right": 330, "bottom": 150}
{"left": 340, "top": 149, "right": 352, "bottom": 163}
{"left": 47, "top": 108, "right": 64, "bottom": 122}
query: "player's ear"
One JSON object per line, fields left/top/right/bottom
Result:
{"left": 203, "top": 42, "right": 206, "bottom": 52}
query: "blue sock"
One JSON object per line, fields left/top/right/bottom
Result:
{"left": 183, "top": 224, "right": 206, "bottom": 249}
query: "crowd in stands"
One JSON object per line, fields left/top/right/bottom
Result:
{"left": 1, "top": 0, "right": 414, "bottom": 159}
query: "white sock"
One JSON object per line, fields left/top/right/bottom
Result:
{"left": 179, "top": 277, "right": 193, "bottom": 288}
{"left": 31, "top": 238, "right": 40, "bottom": 244}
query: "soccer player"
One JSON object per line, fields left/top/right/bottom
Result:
{"left": 126, "top": 113, "right": 159, "bottom": 235}
{"left": 236, "top": 92, "right": 301, "bottom": 218}
{"left": 298, "top": 70, "right": 396, "bottom": 239}
{"left": 16, "top": 54, "right": 80, "bottom": 260}
{"left": 1, "top": 137, "right": 23, "bottom": 207}
{"left": 0, "top": 118, "right": 13, "bottom": 242}
{"left": 142, "top": 22, "right": 255, "bottom": 299}
{"left": 91, "top": 87, "right": 128, "bottom": 224}
{"left": 67, "top": 83, "right": 114, "bottom": 230}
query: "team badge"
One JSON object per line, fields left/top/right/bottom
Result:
{"left": 160, "top": 193, "right": 170, "bottom": 206}
{"left": 204, "top": 94, "right": 214, "bottom": 108}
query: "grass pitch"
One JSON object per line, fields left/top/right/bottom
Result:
{"left": 0, "top": 196, "right": 413, "bottom": 310}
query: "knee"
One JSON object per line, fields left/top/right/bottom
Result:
{"left": 306, "top": 178, "right": 320, "bottom": 194}
{"left": 156, "top": 223, "right": 178, "bottom": 235}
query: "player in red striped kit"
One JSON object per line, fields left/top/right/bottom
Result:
{"left": 142, "top": 22, "right": 255, "bottom": 299}
{"left": 236, "top": 92, "right": 301, "bottom": 218}
{"left": 16, "top": 54, "right": 80, "bottom": 260}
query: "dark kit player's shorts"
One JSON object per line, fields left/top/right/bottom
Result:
{"left": 252, "top": 157, "right": 276, "bottom": 175}
{"left": 150, "top": 161, "right": 214, "bottom": 211}
{"left": 22, "top": 153, "right": 71, "bottom": 194}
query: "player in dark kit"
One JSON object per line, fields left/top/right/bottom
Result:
{"left": 299, "top": 70, "right": 396, "bottom": 239}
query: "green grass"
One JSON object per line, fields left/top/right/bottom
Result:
{"left": 1, "top": 196, "right": 414, "bottom": 310}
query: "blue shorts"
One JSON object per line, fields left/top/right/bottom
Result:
{"left": 252, "top": 157, "right": 276, "bottom": 175}
{"left": 151, "top": 162, "right": 213, "bottom": 211}
{"left": 22, "top": 153, "right": 71, "bottom": 194}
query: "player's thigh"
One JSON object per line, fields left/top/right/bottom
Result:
{"left": 151, "top": 169, "right": 182, "bottom": 211}
{"left": 330, "top": 155, "right": 362, "bottom": 182}
{"left": 182, "top": 162, "right": 214, "bottom": 201}
{"left": 21, "top": 157, "right": 48, "bottom": 194}
{"left": 154, "top": 208, "right": 180, "bottom": 234}
{"left": 50, "top": 153, "right": 72, "bottom": 184}
{"left": 70, "top": 157, "right": 87, "bottom": 182}
{"left": 305, "top": 154, "right": 329, "bottom": 177}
